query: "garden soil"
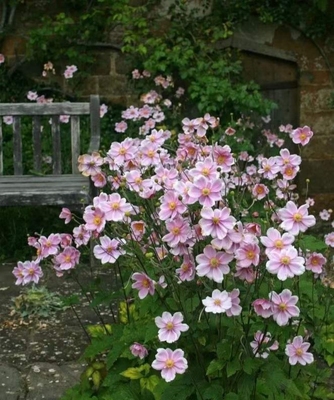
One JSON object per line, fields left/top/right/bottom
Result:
{"left": 0, "top": 262, "right": 116, "bottom": 399}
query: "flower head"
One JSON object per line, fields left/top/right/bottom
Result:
{"left": 285, "top": 336, "right": 314, "bottom": 365}
{"left": 152, "top": 348, "right": 188, "bottom": 382}
{"left": 155, "top": 312, "right": 189, "bottom": 343}
{"left": 269, "top": 289, "right": 300, "bottom": 326}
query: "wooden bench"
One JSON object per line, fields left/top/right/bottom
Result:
{"left": 0, "top": 95, "right": 100, "bottom": 207}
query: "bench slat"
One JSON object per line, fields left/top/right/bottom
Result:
{"left": 33, "top": 116, "right": 42, "bottom": 172}
{"left": 71, "top": 116, "right": 80, "bottom": 173}
{"left": 0, "top": 103, "right": 91, "bottom": 116}
{"left": 13, "top": 117, "right": 23, "bottom": 175}
{"left": 51, "top": 116, "right": 62, "bottom": 174}
{"left": 0, "top": 122, "right": 3, "bottom": 175}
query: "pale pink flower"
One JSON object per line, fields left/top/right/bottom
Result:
{"left": 83, "top": 206, "right": 106, "bottom": 233}
{"left": 252, "top": 184, "right": 269, "bottom": 200}
{"left": 213, "top": 145, "right": 234, "bottom": 172}
{"left": 155, "top": 312, "right": 189, "bottom": 343}
{"left": 21, "top": 261, "right": 43, "bottom": 284}
{"left": 99, "top": 193, "right": 132, "bottom": 222}
{"left": 225, "top": 289, "right": 242, "bottom": 317}
{"left": 225, "top": 127, "right": 236, "bottom": 136}
{"left": 202, "top": 289, "right": 232, "bottom": 314}
{"left": 285, "top": 336, "right": 314, "bottom": 365}
{"left": 290, "top": 126, "right": 313, "bottom": 146}
{"left": 189, "top": 158, "right": 219, "bottom": 180}
{"left": 3, "top": 116, "right": 13, "bottom": 125}
{"left": 250, "top": 331, "right": 279, "bottom": 359}
{"left": 13, "top": 263, "right": 26, "bottom": 285}
{"left": 39, "top": 233, "right": 61, "bottom": 257}
{"left": 269, "top": 289, "right": 300, "bottom": 326}
{"left": 93, "top": 236, "right": 125, "bottom": 264}
{"left": 188, "top": 176, "right": 223, "bottom": 207}
{"left": 131, "top": 272, "right": 155, "bottom": 299}
{"left": 162, "top": 216, "right": 192, "bottom": 248}
{"left": 176, "top": 255, "right": 196, "bottom": 281}
{"left": 73, "top": 225, "right": 91, "bottom": 247}
{"left": 278, "top": 201, "right": 316, "bottom": 236}
{"left": 235, "top": 242, "right": 260, "bottom": 268}
{"left": 152, "top": 348, "right": 188, "bottom": 382}
{"left": 252, "top": 299, "right": 273, "bottom": 318}
{"left": 305, "top": 197, "right": 315, "bottom": 207}
{"left": 115, "top": 121, "right": 128, "bottom": 133}
{"left": 54, "top": 246, "right": 80, "bottom": 270}
{"left": 324, "top": 232, "right": 334, "bottom": 247}
{"left": 59, "top": 208, "right": 72, "bottom": 224}
{"left": 91, "top": 172, "right": 107, "bottom": 188}
{"left": 196, "top": 245, "right": 232, "bottom": 283}
{"left": 266, "top": 246, "right": 305, "bottom": 281}
{"left": 130, "top": 343, "right": 148, "bottom": 359}
{"left": 260, "top": 227, "right": 294, "bottom": 255}
{"left": 159, "top": 191, "right": 187, "bottom": 220}
{"left": 78, "top": 152, "right": 104, "bottom": 177}
{"left": 59, "top": 115, "right": 70, "bottom": 123}
{"left": 130, "top": 220, "right": 146, "bottom": 241}
{"left": 100, "top": 104, "right": 108, "bottom": 118}
{"left": 305, "top": 252, "right": 326, "bottom": 274}
{"left": 0, "top": 54, "right": 5, "bottom": 64}
{"left": 319, "top": 209, "right": 331, "bottom": 221}
{"left": 27, "top": 91, "right": 38, "bottom": 101}
{"left": 108, "top": 138, "right": 137, "bottom": 165}
{"left": 276, "top": 148, "right": 301, "bottom": 167}
{"left": 199, "top": 207, "right": 236, "bottom": 240}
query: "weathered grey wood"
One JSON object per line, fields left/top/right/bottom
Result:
{"left": 71, "top": 116, "right": 80, "bottom": 173}
{"left": 51, "top": 116, "right": 62, "bottom": 174}
{"left": 0, "top": 122, "right": 3, "bottom": 175}
{"left": 0, "top": 95, "right": 100, "bottom": 207}
{"left": 89, "top": 95, "right": 101, "bottom": 152}
{"left": 32, "top": 116, "right": 42, "bottom": 172}
{"left": 13, "top": 116, "right": 23, "bottom": 175}
{"left": 0, "top": 102, "right": 91, "bottom": 116}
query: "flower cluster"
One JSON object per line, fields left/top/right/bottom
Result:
{"left": 13, "top": 80, "right": 334, "bottom": 395}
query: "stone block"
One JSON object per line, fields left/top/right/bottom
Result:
{"left": 92, "top": 52, "right": 113, "bottom": 76}
{"left": 299, "top": 160, "right": 334, "bottom": 193}
{"left": 0, "top": 364, "right": 25, "bottom": 400}
{"left": 300, "top": 70, "right": 333, "bottom": 86}
{"left": 300, "top": 111, "right": 334, "bottom": 135}
{"left": 98, "top": 75, "right": 129, "bottom": 97}
{"left": 300, "top": 89, "right": 334, "bottom": 112}
{"left": 1, "top": 36, "right": 26, "bottom": 57}
{"left": 114, "top": 53, "right": 132, "bottom": 75}
{"left": 79, "top": 76, "right": 99, "bottom": 96}
{"left": 301, "top": 135, "right": 334, "bottom": 160}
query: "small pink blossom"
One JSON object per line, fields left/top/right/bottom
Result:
{"left": 290, "top": 126, "right": 313, "bottom": 146}
{"left": 115, "top": 121, "right": 128, "bottom": 133}
{"left": 131, "top": 272, "right": 155, "bottom": 299}
{"left": 202, "top": 289, "right": 232, "bottom": 314}
{"left": 252, "top": 299, "right": 273, "bottom": 318}
{"left": 188, "top": 176, "right": 223, "bottom": 207}
{"left": 54, "top": 246, "right": 80, "bottom": 270}
{"left": 93, "top": 236, "right": 125, "bottom": 264}
{"left": 0, "top": 54, "right": 5, "bottom": 64}
{"left": 130, "top": 343, "right": 148, "bottom": 359}
{"left": 3, "top": 116, "right": 13, "bottom": 125}
{"left": 176, "top": 255, "right": 196, "bottom": 282}
{"left": 319, "top": 209, "right": 331, "bottom": 221}
{"left": 225, "top": 289, "right": 242, "bottom": 317}
{"left": 100, "top": 104, "right": 108, "bottom": 118}
{"left": 278, "top": 201, "right": 316, "bottom": 236}
{"left": 59, "top": 208, "right": 72, "bottom": 224}
{"left": 196, "top": 245, "right": 233, "bottom": 283}
{"left": 162, "top": 216, "right": 192, "bottom": 248}
{"left": 199, "top": 207, "right": 236, "bottom": 240}
{"left": 155, "top": 312, "right": 189, "bottom": 343}
{"left": 305, "top": 252, "right": 326, "bottom": 274}
{"left": 266, "top": 246, "right": 305, "bottom": 281}
{"left": 269, "top": 289, "right": 300, "bottom": 326}
{"left": 260, "top": 227, "right": 294, "bottom": 255}
{"left": 324, "top": 232, "right": 334, "bottom": 247}
{"left": 285, "top": 336, "right": 314, "bottom": 366}
{"left": 250, "top": 331, "right": 279, "bottom": 359}
{"left": 152, "top": 348, "right": 188, "bottom": 382}
{"left": 27, "top": 91, "right": 38, "bottom": 101}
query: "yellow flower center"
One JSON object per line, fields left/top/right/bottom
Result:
{"left": 274, "top": 240, "right": 283, "bottom": 249}
{"left": 119, "top": 147, "right": 126, "bottom": 155}
{"left": 202, "top": 168, "right": 210, "bottom": 176}
{"left": 214, "top": 299, "right": 222, "bottom": 306}
{"left": 93, "top": 216, "right": 101, "bottom": 225}
{"left": 202, "top": 188, "right": 210, "bottom": 196}
{"left": 279, "top": 302, "right": 287, "bottom": 311}
{"left": 212, "top": 217, "right": 220, "bottom": 224}
{"left": 166, "top": 322, "right": 174, "bottom": 331}
{"left": 165, "top": 359, "right": 175, "bottom": 368}
{"left": 296, "top": 348, "right": 304, "bottom": 356}
{"left": 293, "top": 213, "right": 302, "bottom": 222}
{"left": 169, "top": 202, "right": 176, "bottom": 210}
{"left": 247, "top": 251, "right": 254, "bottom": 260}
{"left": 210, "top": 258, "right": 219, "bottom": 268}
{"left": 172, "top": 227, "right": 180, "bottom": 235}
{"left": 112, "top": 203, "right": 120, "bottom": 210}
{"left": 281, "top": 256, "right": 290, "bottom": 265}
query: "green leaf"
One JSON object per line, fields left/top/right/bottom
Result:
{"left": 226, "top": 359, "right": 240, "bottom": 378}
{"left": 203, "top": 384, "right": 224, "bottom": 399}
{"left": 206, "top": 359, "right": 225, "bottom": 376}
{"left": 140, "top": 375, "right": 160, "bottom": 395}
{"left": 224, "top": 394, "right": 239, "bottom": 400}
{"left": 325, "top": 354, "right": 334, "bottom": 366}
{"left": 121, "top": 364, "right": 150, "bottom": 380}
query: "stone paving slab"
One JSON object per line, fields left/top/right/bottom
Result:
{"left": 0, "top": 364, "right": 25, "bottom": 400}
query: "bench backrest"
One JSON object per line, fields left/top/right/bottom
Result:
{"left": 0, "top": 95, "right": 100, "bottom": 175}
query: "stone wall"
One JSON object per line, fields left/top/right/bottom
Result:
{"left": 1, "top": 4, "right": 334, "bottom": 209}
